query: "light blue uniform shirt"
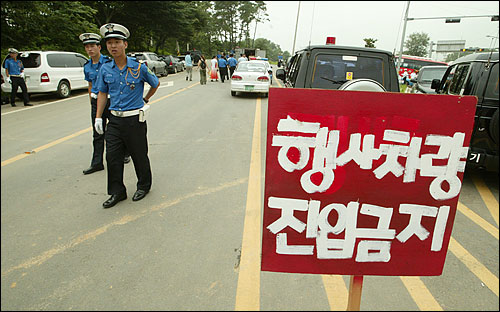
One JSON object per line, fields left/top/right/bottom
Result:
{"left": 84, "top": 54, "right": 110, "bottom": 94}
{"left": 218, "top": 58, "right": 227, "bottom": 68}
{"left": 96, "top": 56, "right": 159, "bottom": 111}
{"left": 185, "top": 54, "right": 192, "bottom": 66}
{"left": 228, "top": 57, "right": 237, "bottom": 67}
{"left": 3, "top": 58, "right": 24, "bottom": 75}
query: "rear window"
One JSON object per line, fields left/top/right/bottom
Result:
{"left": 148, "top": 54, "right": 159, "bottom": 61}
{"left": 237, "top": 62, "right": 266, "bottom": 72}
{"left": 484, "top": 62, "right": 499, "bottom": 100}
{"left": 47, "top": 53, "right": 84, "bottom": 68}
{"left": 2, "top": 53, "right": 41, "bottom": 68}
{"left": 419, "top": 68, "right": 447, "bottom": 82}
{"left": 311, "top": 54, "right": 384, "bottom": 89}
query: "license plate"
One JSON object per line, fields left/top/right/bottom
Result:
{"left": 245, "top": 85, "right": 254, "bottom": 91}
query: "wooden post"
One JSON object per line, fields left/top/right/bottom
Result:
{"left": 347, "top": 275, "right": 364, "bottom": 311}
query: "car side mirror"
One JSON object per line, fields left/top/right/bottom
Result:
{"left": 276, "top": 68, "right": 285, "bottom": 80}
{"left": 431, "top": 79, "right": 441, "bottom": 90}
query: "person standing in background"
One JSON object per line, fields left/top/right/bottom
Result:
{"left": 227, "top": 53, "right": 237, "bottom": 79}
{"left": 80, "top": 32, "right": 130, "bottom": 175}
{"left": 197, "top": 55, "right": 208, "bottom": 85}
{"left": 3, "top": 48, "right": 32, "bottom": 107}
{"left": 218, "top": 55, "right": 228, "bottom": 83}
{"left": 210, "top": 56, "right": 218, "bottom": 82}
{"left": 185, "top": 52, "right": 193, "bottom": 81}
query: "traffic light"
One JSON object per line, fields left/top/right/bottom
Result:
{"left": 460, "top": 48, "right": 467, "bottom": 52}
{"left": 492, "top": 15, "right": 499, "bottom": 21}
{"left": 477, "top": 48, "right": 484, "bottom": 52}
{"left": 445, "top": 18, "right": 461, "bottom": 23}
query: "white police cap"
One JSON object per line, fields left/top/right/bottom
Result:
{"left": 100, "top": 23, "right": 130, "bottom": 40}
{"left": 8, "top": 48, "right": 19, "bottom": 53}
{"left": 79, "top": 33, "right": 101, "bottom": 45}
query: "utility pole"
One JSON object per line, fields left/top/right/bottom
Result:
{"left": 397, "top": 1, "right": 410, "bottom": 74}
{"left": 292, "top": 1, "right": 301, "bottom": 55}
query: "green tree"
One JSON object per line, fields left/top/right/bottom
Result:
{"left": 403, "top": 32, "right": 430, "bottom": 57}
{"left": 1, "top": 1, "right": 97, "bottom": 53}
{"left": 363, "top": 38, "right": 377, "bottom": 48}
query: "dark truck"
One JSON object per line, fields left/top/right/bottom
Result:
{"left": 276, "top": 45, "right": 400, "bottom": 92}
{"left": 431, "top": 52, "right": 499, "bottom": 172}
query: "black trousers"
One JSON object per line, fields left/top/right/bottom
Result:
{"left": 229, "top": 66, "right": 236, "bottom": 78}
{"left": 90, "top": 98, "right": 130, "bottom": 167}
{"left": 219, "top": 67, "right": 228, "bottom": 82}
{"left": 90, "top": 98, "right": 110, "bottom": 167}
{"left": 10, "top": 76, "right": 29, "bottom": 105}
{"left": 105, "top": 114, "right": 152, "bottom": 195}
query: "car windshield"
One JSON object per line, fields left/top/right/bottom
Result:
{"left": 419, "top": 68, "right": 447, "bottom": 82}
{"left": 237, "top": 62, "right": 266, "bottom": 72}
{"left": 311, "top": 54, "right": 384, "bottom": 89}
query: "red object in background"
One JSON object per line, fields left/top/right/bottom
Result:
{"left": 261, "top": 88, "right": 477, "bottom": 276}
{"left": 326, "top": 37, "right": 336, "bottom": 45}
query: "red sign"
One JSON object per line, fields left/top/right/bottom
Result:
{"left": 261, "top": 88, "right": 477, "bottom": 276}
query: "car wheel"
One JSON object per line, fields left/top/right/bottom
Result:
{"left": 231, "top": 91, "right": 236, "bottom": 96}
{"left": 57, "top": 80, "right": 71, "bottom": 98}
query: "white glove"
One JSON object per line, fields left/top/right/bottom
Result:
{"left": 20, "top": 72, "right": 25, "bottom": 79}
{"left": 94, "top": 118, "right": 104, "bottom": 135}
{"left": 7, "top": 77, "right": 12, "bottom": 84}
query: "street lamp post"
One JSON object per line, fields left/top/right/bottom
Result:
{"left": 397, "top": 1, "right": 410, "bottom": 75}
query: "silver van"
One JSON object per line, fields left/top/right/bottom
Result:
{"left": 1, "top": 51, "right": 88, "bottom": 98}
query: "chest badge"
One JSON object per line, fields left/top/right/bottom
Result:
{"left": 129, "top": 83, "right": 135, "bottom": 90}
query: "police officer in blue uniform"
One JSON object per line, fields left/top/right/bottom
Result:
{"left": 95, "top": 23, "right": 160, "bottom": 209}
{"left": 3, "top": 48, "right": 32, "bottom": 107}
{"left": 80, "top": 33, "right": 130, "bottom": 175}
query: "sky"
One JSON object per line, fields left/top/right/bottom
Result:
{"left": 255, "top": 1, "right": 499, "bottom": 58}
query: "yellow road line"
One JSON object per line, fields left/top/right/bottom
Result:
{"left": 235, "top": 98, "right": 262, "bottom": 311}
{"left": 457, "top": 202, "right": 499, "bottom": 240}
{"left": 150, "top": 82, "right": 199, "bottom": 104}
{"left": 400, "top": 276, "right": 443, "bottom": 310}
{"left": 322, "top": 275, "right": 349, "bottom": 310}
{"left": 448, "top": 236, "right": 499, "bottom": 296}
{"left": 1, "top": 127, "right": 92, "bottom": 167}
{"left": 1, "top": 177, "right": 247, "bottom": 277}
{"left": 1, "top": 84, "right": 198, "bottom": 167}
{"left": 274, "top": 78, "right": 283, "bottom": 88}
{"left": 471, "top": 173, "right": 499, "bottom": 226}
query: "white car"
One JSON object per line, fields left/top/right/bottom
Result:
{"left": 1, "top": 51, "right": 89, "bottom": 98}
{"left": 231, "top": 60, "right": 272, "bottom": 97}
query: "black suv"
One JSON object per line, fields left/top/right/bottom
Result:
{"left": 276, "top": 45, "right": 400, "bottom": 92}
{"left": 432, "top": 52, "right": 499, "bottom": 172}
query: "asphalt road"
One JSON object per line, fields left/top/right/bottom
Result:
{"left": 1, "top": 68, "right": 498, "bottom": 310}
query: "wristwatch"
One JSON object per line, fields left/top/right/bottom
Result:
{"left": 143, "top": 98, "right": 149, "bottom": 103}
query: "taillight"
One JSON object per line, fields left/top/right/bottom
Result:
{"left": 41, "top": 73, "right": 50, "bottom": 82}
{"left": 169, "top": 61, "right": 173, "bottom": 65}
{"left": 257, "top": 76, "right": 269, "bottom": 82}
{"left": 232, "top": 75, "right": 242, "bottom": 81}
